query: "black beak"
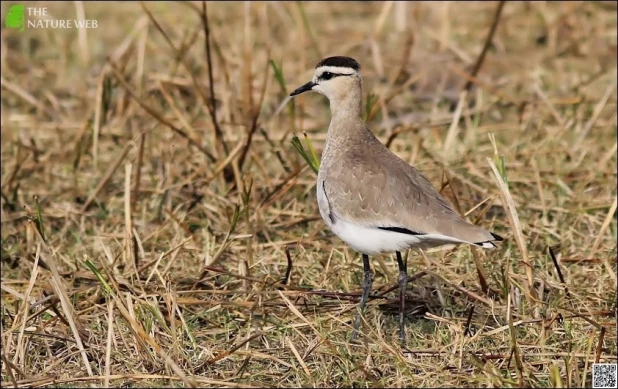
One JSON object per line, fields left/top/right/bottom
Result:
{"left": 290, "top": 81, "right": 316, "bottom": 97}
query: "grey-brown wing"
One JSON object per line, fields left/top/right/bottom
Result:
{"left": 322, "top": 151, "right": 458, "bottom": 235}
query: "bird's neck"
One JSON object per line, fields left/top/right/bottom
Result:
{"left": 322, "top": 92, "right": 368, "bottom": 163}
{"left": 329, "top": 89, "right": 363, "bottom": 120}
{"left": 327, "top": 89, "right": 364, "bottom": 146}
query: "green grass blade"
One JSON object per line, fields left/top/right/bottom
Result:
{"left": 303, "top": 132, "right": 320, "bottom": 170}
{"left": 270, "top": 59, "right": 286, "bottom": 91}
{"left": 271, "top": 59, "right": 296, "bottom": 132}
{"left": 364, "top": 93, "right": 377, "bottom": 121}
{"left": 84, "top": 259, "right": 113, "bottom": 295}
{"left": 33, "top": 196, "right": 46, "bottom": 243}
{"left": 291, "top": 134, "right": 319, "bottom": 174}
{"left": 242, "top": 177, "right": 253, "bottom": 206}
{"left": 296, "top": 2, "right": 320, "bottom": 58}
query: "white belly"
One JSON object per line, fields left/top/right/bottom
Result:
{"left": 329, "top": 218, "right": 469, "bottom": 255}
{"left": 329, "top": 218, "right": 422, "bottom": 255}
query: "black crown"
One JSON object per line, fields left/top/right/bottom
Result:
{"left": 315, "top": 56, "right": 360, "bottom": 71}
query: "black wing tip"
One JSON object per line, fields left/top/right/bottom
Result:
{"left": 473, "top": 232, "right": 504, "bottom": 248}
{"left": 490, "top": 232, "right": 504, "bottom": 242}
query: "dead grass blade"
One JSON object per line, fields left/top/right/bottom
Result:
{"left": 1, "top": 353, "right": 20, "bottom": 386}
{"left": 504, "top": 267, "right": 525, "bottom": 387}
{"left": 425, "top": 270, "right": 493, "bottom": 307}
{"left": 132, "top": 133, "right": 146, "bottom": 213}
{"left": 371, "top": 1, "right": 394, "bottom": 39}
{"left": 157, "top": 81, "right": 200, "bottom": 141}
{"left": 124, "top": 163, "right": 142, "bottom": 285}
{"left": 547, "top": 246, "right": 571, "bottom": 302}
{"left": 287, "top": 337, "right": 313, "bottom": 384}
{"left": 238, "top": 51, "right": 271, "bottom": 172}
{"left": 72, "top": 117, "right": 93, "bottom": 172}
{"left": 11, "top": 244, "right": 40, "bottom": 367}
{"left": 92, "top": 70, "right": 106, "bottom": 169}
{"left": 443, "top": 90, "right": 467, "bottom": 157}
{"left": 201, "top": 0, "right": 229, "bottom": 156}
{"left": 0, "top": 76, "right": 57, "bottom": 119}
{"left": 43, "top": 251, "right": 94, "bottom": 379}
{"left": 442, "top": 166, "right": 492, "bottom": 296}
{"left": 487, "top": 157, "right": 535, "bottom": 300}
{"left": 80, "top": 141, "right": 133, "bottom": 212}
{"left": 104, "top": 300, "right": 115, "bottom": 388}
{"left": 1, "top": 149, "right": 30, "bottom": 192}
{"left": 200, "top": 332, "right": 263, "bottom": 367}
{"left": 73, "top": 1, "right": 90, "bottom": 65}
{"left": 574, "top": 79, "right": 616, "bottom": 150}
{"left": 463, "top": 1, "right": 506, "bottom": 93}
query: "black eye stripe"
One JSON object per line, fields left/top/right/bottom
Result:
{"left": 318, "top": 72, "right": 353, "bottom": 81}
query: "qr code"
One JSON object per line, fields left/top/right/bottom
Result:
{"left": 593, "top": 363, "right": 617, "bottom": 388}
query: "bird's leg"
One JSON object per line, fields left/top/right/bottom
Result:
{"left": 351, "top": 254, "right": 373, "bottom": 341}
{"left": 396, "top": 251, "right": 407, "bottom": 343}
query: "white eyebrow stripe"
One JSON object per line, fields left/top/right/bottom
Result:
{"left": 315, "top": 65, "right": 357, "bottom": 76}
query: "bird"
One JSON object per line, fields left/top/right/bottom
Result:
{"left": 289, "top": 56, "right": 503, "bottom": 342}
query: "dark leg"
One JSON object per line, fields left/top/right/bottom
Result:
{"left": 396, "top": 251, "right": 407, "bottom": 342}
{"left": 351, "top": 254, "right": 373, "bottom": 341}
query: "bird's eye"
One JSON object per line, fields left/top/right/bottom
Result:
{"left": 321, "top": 72, "right": 334, "bottom": 80}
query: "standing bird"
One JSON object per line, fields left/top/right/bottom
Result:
{"left": 289, "top": 56, "right": 503, "bottom": 342}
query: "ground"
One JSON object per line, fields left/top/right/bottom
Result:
{"left": 1, "top": 1, "right": 616, "bottom": 388}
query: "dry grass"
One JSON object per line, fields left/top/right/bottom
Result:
{"left": 1, "top": 1, "right": 617, "bottom": 387}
